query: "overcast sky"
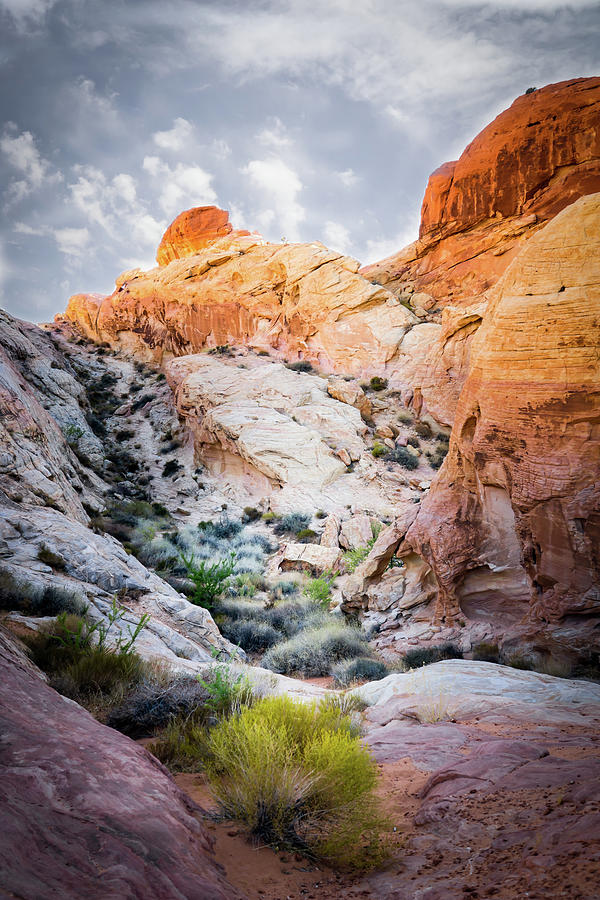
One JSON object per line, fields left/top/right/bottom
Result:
{"left": 0, "top": 0, "right": 598, "bottom": 323}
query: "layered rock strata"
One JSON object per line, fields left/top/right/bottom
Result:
{"left": 346, "top": 193, "right": 600, "bottom": 657}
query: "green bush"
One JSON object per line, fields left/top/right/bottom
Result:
{"left": 205, "top": 695, "right": 387, "bottom": 868}
{"left": 262, "top": 621, "right": 369, "bottom": 676}
{"left": 371, "top": 443, "right": 387, "bottom": 459}
{"left": 369, "top": 376, "right": 388, "bottom": 392}
{"left": 385, "top": 447, "right": 419, "bottom": 470}
{"left": 332, "top": 657, "right": 388, "bottom": 687}
{"left": 403, "top": 643, "right": 463, "bottom": 669}
{"left": 180, "top": 551, "right": 236, "bottom": 609}
{"left": 303, "top": 571, "right": 334, "bottom": 605}
{"left": 296, "top": 528, "right": 318, "bottom": 542}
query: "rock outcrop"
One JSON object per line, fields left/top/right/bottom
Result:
{"left": 0, "top": 629, "right": 241, "bottom": 900}
{"left": 156, "top": 205, "right": 250, "bottom": 266}
{"left": 65, "top": 235, "right": 419, "bottom": 379}
{"left": 363, "top": 77, "right": 600, "bottom": 307}
{"left": 348, "top": 194, "right": 600, "bottom": 658}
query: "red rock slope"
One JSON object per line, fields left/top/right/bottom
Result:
{"left": 362, "top": 77, "right": 600, "bottom": 306}
{"left": 0, "top": 629, "right": 242, "bottom": 900}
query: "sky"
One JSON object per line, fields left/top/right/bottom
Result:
{"left": 0, "top": 0, "right": 598, "bottom": 323}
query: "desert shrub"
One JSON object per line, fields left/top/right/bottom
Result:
{"left": 315, "top": 509, "right": 327, "bottom": 519}
{"left": 106, "top": 675, "right": 212, "bottom": 737}
{"left": 296, "top": 528, "right": 318, "bottom": 542}
{"left": 426, "top": 445, "right": 448, "bottom": 470}
{"left": 205, "top": 516, "right": 243, "bottom": 540}
{"left": 148, "top": 716, "right": 211, "bottom": 772}
{"left": 287, "top": 360, "right": 313, "bottom": 373}
{"left": 332, "top": 657, "right": 388, "bottom": 687}
{"left": 369, "top": 376, "right": 388, "bottom": 392}
{"left": 506, "top": 654, "right": 535, "bottom": 671}
{"left": 131, "top": 392, "right": 156, "bottom": 412}
{"left": 303, "top": 571, "right": 334, "bottom": 605}
{"left": 472, "top": 642, "right": 500, "bottom": 663}
{"left": 262, "top": 511, "right": 277, "bottom": 523}
{"left": 115, "top": 428, "right": 135, "bottom": 441}
{"left": 436, "top": 432, "right": 450, "bottom": 444}
{"left": 397, "top": 411, "right": 413, "bottom": 425}
{"left": 26, "top": 603, "right": 149, "bottom": 704}
{"left": 525, "top": 86, "right": 537, "bottom": 94}
{"left": 371, "top": 443, "right": 387, "bottom": 459}
{"left": 273, "top": 512, "right": 311, "bottom": 536}
{"left": 37, "top": 544, "right": 66, "bottom": 568}
{"left": 242, "top": 506, "right": 261, "bottom": 522}
{"left": 385, "top": 447, "right": 419, "bottom": 470}
{"left": 414, "top": 421, "right": 432, "bottom": 438}
{"left": 0, "top": 569, "right": 86, "bottom": 616}
{"left": 265, "top": 598, "right": 323, "bottom": 637}
{"left": 220, "top": 619, "right": 281, "bottom": 652}
{"left": 180, "top": 551, "right": 236, "bottom": 610}
{"left": 406, "top": 436, "right": 420, "bottom": 448}
{"left": 162, "top": 459, "right": 182, "bottom": 478}
{"left": 262, "top": 621, "right": 369, "bottom": 676}
{"left": 271, "top": 579, "right": 299, "bottom": 598}
{"left": 205, "top": 695, "right": 387, "bottom": 868}
{"left": 402, "top": 643, "right": 463, "bottom": 669}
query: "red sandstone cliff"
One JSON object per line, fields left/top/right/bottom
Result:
{"left": 362, "top": 77, "right": 600, "bottom": 306}
{"left": 156, "top": 206, "right": 250, "bottom": 266}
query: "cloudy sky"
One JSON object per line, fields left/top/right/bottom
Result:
{"left": 0, "top": 0, "right": 598, "bottom": 323}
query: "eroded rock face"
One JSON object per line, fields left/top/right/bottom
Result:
{"left": 0, "top": 310, "right": 105, "bottom": 520}
{"left": 402, "top": 194, "right": 600, "bottom": 648}
{"left": 0, "top": 630, "right": 241, "bottom": 900}
{"left": 64, "top": 234, "right": 420, "bottom": 379}
{"left": 363, "top": 77, "right": 600, "bottom": 307}
{"left": 156, "top": 205, "right": 250, "bottom": 266}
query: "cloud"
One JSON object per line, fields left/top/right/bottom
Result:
{"left": 337, "top": 168, "right": 358, "bottom": 188}
{"left": 361, "top": 212, "right": 421, "bottom": 265}
{"left": 53, "top": 226, "right": 90, "bottom": 257}
{"left": 323, "top": 220, "right": 353, "bottom": 255}
{"left": 153, "top": 117, "right": 194, "bottom": 151}
{"left": 143, "top": 156, "right": 217, "bottom": 216}
{"left": 242, "top": 158, "right": 305, "bottom": 241}
{"left": 0, "top": 0, "right": 56, "bottom": 29}
{"left": 256, "top": 117, "right": 292, "bottom": 150}
{"left": 0, "top": 123, "right": 61, "bottom": 204}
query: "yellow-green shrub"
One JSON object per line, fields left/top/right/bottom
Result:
{"left": 205, "top": 695, "right": 388, "bottom": 869}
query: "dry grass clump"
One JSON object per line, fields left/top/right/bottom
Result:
{"left": 262, "top": 621, "right": 370, "bottom": 677}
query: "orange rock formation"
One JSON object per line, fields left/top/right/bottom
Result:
{"left": 156, "top": 205, "right": 249, "bottom": 266}
{"left": 362, "top": 77, "right": 600, "bottom": 306}
{"left": 402, "top": 193, "right": 600, "bottom": 648}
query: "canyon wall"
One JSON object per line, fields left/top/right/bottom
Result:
{"left": 375, "top": 193, "right": 600, "bottom": 655}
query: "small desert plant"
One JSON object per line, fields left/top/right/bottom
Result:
{"left": 296, "top": 528, "right": 318, "bottom": 543}
{"left": 397, "top": 412, "right": 413, "bottom": 425}
{"left": 414, "top": 421, "right": 432, "bottom": 438}
{"left": 303, "top": 571, "right": 335, "bottom": 605}
{"left": 180, "top": 550, "right": 237, "bottom": 610}
{"left": 406, "top": 436, "right": 420, "bottom": 448}
{"left": 106, "top": 675, "right": 212, "bottom": 737}
{"left": 369, "top": 376, "right": 388, "bottom": 392}
{"left": 403, "top": 643, "right": 463, "bottom": 669}
{"left": 262, "top": 621, "right": 369, "bottom": 676}
{"left": 371, "top": 443, "right": 387, "bottom": 459}
{"left": 242, "top": 506, "right": 261, "bottom": 522}
{"left": 273, "top": 512, "right": 311, "bottom": 536}
{"left": 332, "top": 657, "right": 388, "bottom": 687}
{"left": 287, "top": 360, "right": 313, "bottom": 373}
{"left": 205, "top": 695, "right": 388, "bottom": 868}
{"left": 385, "top": 447, "right": 419, "bottom": 470}
{"left": 162, "top": 459, "right": 182, "bottom": 478}
{"left": 221, "top": 619, "right": 281, "bottom": 652}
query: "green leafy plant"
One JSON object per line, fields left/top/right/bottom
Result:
{"left": 180, "top": 550, "right": 237, "bottom": 609}
{"left": 205, "top": 695, "right": 388, "bottom": 868}
{"left": 303, "top": 570, "right": 334, "bottom": 605}
{"left": 385, "top": 447, "right": 419, "bottom": 470}
{"left": 196, "top": 652, "right": 254, "bottom": 716}
{"left": 371, "top": 443, "right": 387, "bottom": 458}
{"left": 369, "top": 376, "right": 388, "bottom": 392}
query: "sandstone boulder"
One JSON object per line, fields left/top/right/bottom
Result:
{"left": 156, "top": 205, "right": 249, "bottom": 266}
